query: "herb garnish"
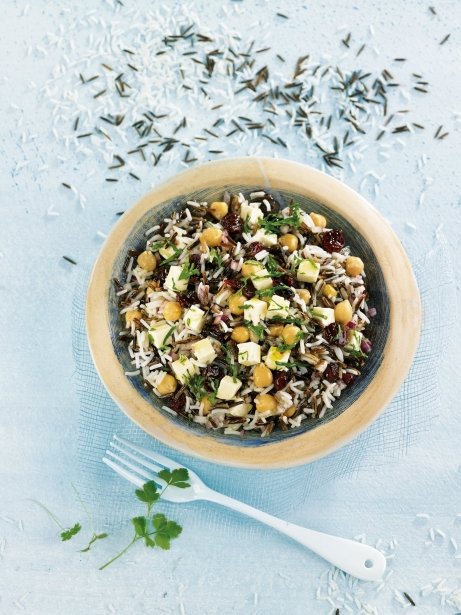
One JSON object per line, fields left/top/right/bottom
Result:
{"left": 209, "top": 247, "right": 225, "bottom": 267}
{"left": 243, "top": 321, "right": 265, "bottom": 340}
{"left": 178, "top": 259, "right": 199, "bottom": 280}
{"left": 224, "top": 346, "right": 239, "bottom": 381}
{"left": 260, "top": 203, "right": 302, "bottom": 234}
{"left": 31, "top": 499, "right": 82, "bottom": 542}
{"left": 158, "top": 248, "right": 182, "bottom": 267}
{"left": 99, "top": 473, "right": 189, "bottom": 570}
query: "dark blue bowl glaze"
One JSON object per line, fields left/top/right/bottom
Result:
{"left": 108, "top": 186, "right": 389, "bottom": 447}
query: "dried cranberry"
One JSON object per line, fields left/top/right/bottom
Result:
{"left": 242, "top": 284, "right": 255, "bottom": 299}
{"left": 168, "top": 391, "right": 186, "bottom": 412}
{"left": 177, "top": 290, "right": 197, "bottom": 308}
{"left": 277, "top": 285, "right": 294, "bottom": 299}
{"left": 342, "top": 372, "right": 356, "bottom": 385}
{"left": 323, "top": 323, "right": 339, "bottom": 344}
{"left": 221, "top": 212, "right": 243, "bottom": 235}
{"left": 246, "top": 242, "right": 264, "bottom": 257}
{"left": 324, "top": 364, "right": 339, "bottom": 382}
{"left": 269, "top": 245, "right": 286, "bottom": 263}
{"left": 189, "top": 253, "right": 201, "bottom": 266}
{"left": 273, "top": 371, "right": 291, "bottom": 391}
{"left": 223, "top": 278, "right": 241, "bottom": 291}
{"left": 203, "top": 326, "right": 227, "bottom": 344}
{"left": 361, "top": 338, "right": 372, "bottom": 354}
{"left": 321, "top": 229, "right": 345, "bottom": 253}
{"left": 281, "top": 274, "right": 295, "bottom": 287}
{"left": 205, "top": 361, "right": 226, "bottom": 381}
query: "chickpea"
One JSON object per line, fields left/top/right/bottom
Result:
{"left": 253, "top": 364, "right": 273, "bottom": 388}
{"left": 269, "top": 324, "right": 284, "bottom": 337}
{"left": 279, "top": 233, "right": 299, "bottom": 253}
{"left": 231, "top": 326, "right": 250, "bottom": 343}
{"left": 334, "top": 299, "right": 353, "bottom": 324}
{"left": 284, "top": 405, "right": 297, "bottom": 418}
{"left": 125, "top": 309, "right": 142, "bottom": 326}
{"left": 345, "top": 256, "right": 364, "bottom": 277}
{"left": 156, "top": 373, "right": 177, "bottom": 396}
{"left": 201, "top": 227, "right": 223, "bottom": 248}
{"left": 297, "top": 288, "right": 311, "bottom": 304}
{"left": 323, "top": 284, "right": 338, "bottom": 299}
{"left": 255, "top": 393, "right": 278, "bottom": 414}
{"left": 241, "top": 261, "right": 262, "bottom": 278}
{"left": 228, "top": 293, "right": 247, "bottom": 315}
{"left": 137, "top": 251, "right": 157, "bottom": 271}
{"left": 163, "top": 301, "right": 183, "bottom": 322}
{"left": 310, "top": 212, "right": 327, "bottom": 228}
{"left": 282, "top": 325, "right": 301, "bottom": 346}
{"left": 209, "top": 201, "right": 229, "bottom": 220}
{"left": 201, "top": 396, "right": 212, "bottom": 415}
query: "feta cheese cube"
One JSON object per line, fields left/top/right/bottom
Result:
{"left": 217, "top": 375, "right": 242, "bottom": 400}
{"left": 311, "top": 307, "right": 335, "bottom": 327}
{"left": 345, "top": 329, "right": 363, "bottom": 352}
{"left": 251, "top": 268, "right": 273, "bottom": 290}
{"left": 159, "top": 245, "right": 176, "bottom": 260}
{"left": 267, "top": 295, "right": 290, "bottom": 319}
{"left": 148, "top": 322, "right": 175, "bottom": 349}
{"left": 264, "top": 346, "right": 291, "bottom": 371}
{"left": 183, "top": 305, "right": 206, "bottom": 333}
{"left": 241, "top": 202, "right": 264, "bottom": 225}
{"left": 192, "top": 338, "right": 217, "bottom": 365}
{"left": 228, "top": 402, "right": 252, "bottom": 417}
{"left": 237, "top": 342, "right": 261, "bottom": 366}
{"left": 297, "top": 259, "right": 320, "bottom": 283}
{"left": 164, "top": 265, "right": 188, "bottom": 293}
{"left": 171, "top": 356, "right": 199, "bottom": 384}
{"left": 251, "top": 229, "right": 278, "bottom": 247}
{"left": 243, "top": 298, "right": 267, "bottom": 325}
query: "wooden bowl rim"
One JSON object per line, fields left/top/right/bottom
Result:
{"left": 86, "top": 157, "right": 421, "bottom": 469}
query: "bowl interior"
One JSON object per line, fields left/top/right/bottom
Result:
{"left": 108, "top": 185, "right": 390, "bottom": 447}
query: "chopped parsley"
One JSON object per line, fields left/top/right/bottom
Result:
{"left": 178, "top": 259, "right": 199, "bottom": 280}
{"left": 158, "top": 248, "right": 182, "bottom": 267}
{"left": 260, "top": 203, "right": 302, "bottom": 234}
{"left": 209, "top": 247, "right": 225, "bottom": 267}
{"left": 243, "top": 321, "right": 265, "bottom": 340}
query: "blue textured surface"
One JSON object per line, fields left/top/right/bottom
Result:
{"left": 0, "top": 1, "right": 460, "bottom": 614}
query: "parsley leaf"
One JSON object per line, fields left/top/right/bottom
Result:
{"left": 178, "top": 259, "right": 199, "bottom": 280}
{"left": 61, "top": 523, "right": 82, "bottom": 542}
{"left": 135, "top": 481, "right": 160, "bottom": 505}
{"left": 157, "top": 468, "right": 191, "bottom": 489}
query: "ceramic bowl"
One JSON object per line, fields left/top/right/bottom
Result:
{"left": 86, "top": 157, "right": 421, "bottom": 468}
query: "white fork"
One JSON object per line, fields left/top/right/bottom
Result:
{"left": 103, "top": 435, "right": 386, "bottom": 581}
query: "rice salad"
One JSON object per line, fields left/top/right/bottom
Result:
{"left": 115, "top": 190, "right": 375, "bottom": 438}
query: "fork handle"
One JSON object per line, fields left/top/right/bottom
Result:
{"left": 203, "top": 488, "right": 386, "bottom": 581}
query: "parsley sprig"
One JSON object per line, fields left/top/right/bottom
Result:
{"left": 33, "top": 470, "right": 190, "bottom": 570}
{"left": 99, "top": 471, "right": 190, "bottom": 570}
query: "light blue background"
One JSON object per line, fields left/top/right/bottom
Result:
{"left": 0, "top": 1, "right": 460, "bottom": 613}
